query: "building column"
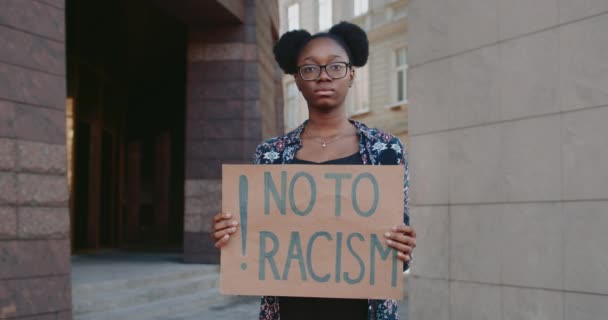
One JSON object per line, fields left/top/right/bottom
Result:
{"left": 182, "top": 0, "right": 281, "bottom": 264}
{"left": 0, "top": 0, "right": 72, "bottom": 319}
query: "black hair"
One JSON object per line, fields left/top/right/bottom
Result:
{"left": 273, "top": 21, "right": 369, "bottom": 74}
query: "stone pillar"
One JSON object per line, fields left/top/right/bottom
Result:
{"left": 408, "top": 0, "right": 608, "bottom": 319}
{"left": 183, "top": 0, "right": 282, "bottom": 263}
{"left": 0, "top": 0, "right": 72, "bottom": 319}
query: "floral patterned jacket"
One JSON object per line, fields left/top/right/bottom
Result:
{"left": 253, "top": 119, "right": 410, "bottom": 320}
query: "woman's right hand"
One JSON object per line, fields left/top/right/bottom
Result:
{"left": 212, "top": 212, "right": 239, "bottom": 248}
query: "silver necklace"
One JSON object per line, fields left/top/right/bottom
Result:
{"left": 309, "top": 134, "right": 344, "bottom": 148}
{"left": 304, "top": 126, "right": 351, "bottom": 148}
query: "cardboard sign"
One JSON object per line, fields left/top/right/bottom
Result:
{"left": 220, "top": 164, "right": 404, "bottom": 300}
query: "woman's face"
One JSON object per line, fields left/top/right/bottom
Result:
{"left": 294, "top": 37, "right": 355, "bottom": 112}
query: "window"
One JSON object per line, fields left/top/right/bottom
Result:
{"left": 354, "top": 0, "right": 368, "bottom": 16}
{"left": 349, "top": 64, "right": 370, "bottom": 115}
{"left": 318, "top": 0, "right": 332, "bottom": 31}
{"left": 395, "top": 47, "right": 407, "bottom": 103}
{"left": 288, "top": 4, "right": 300, "bottom": 31}
{"left": 286, "top": 82, "right": 299, "bottom": 129}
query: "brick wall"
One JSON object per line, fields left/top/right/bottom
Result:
{"left": 0, "top": 0, "right": 72, "bottom": 319}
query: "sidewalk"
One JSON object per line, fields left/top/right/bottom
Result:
{"left": 71, "top": 251, "right": 408, "bottom": 319}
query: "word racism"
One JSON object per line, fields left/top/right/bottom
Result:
{"left": 258, "top": 230, "right": 399, "bottom": 287}
{"left": 221, "top": 165, "right": 404, "bottom": 300}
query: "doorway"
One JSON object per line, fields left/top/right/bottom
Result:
{"left": 67, "top": 0, "right": 187, "bottom": 252}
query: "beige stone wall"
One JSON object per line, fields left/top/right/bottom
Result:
{"left": 408, "top": 0, "right": 608, "bottom": 319}
{"left": 350, "top": 0, "right": 408, "bottom": 141}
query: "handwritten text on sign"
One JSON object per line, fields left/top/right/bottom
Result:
{"left": 220, "top": 165, "right": 404, "bottom": 300}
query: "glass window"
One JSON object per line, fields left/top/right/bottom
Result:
{"left": 318, "top": 0, "right": 332, "bottom": 31}
{"left": 288, "top": 4, "right": 300, "bottom": 31}
{"left": 395, "top": 47, "right": 407, "bottom": 103}
{"left": 396, "top": 47, "right": 406, "bottom": 67}
{"left": 354, "top": 0, "right": 369, "bottom": 16}
{"left": 397, "top": 70, "right": 405, "bottom": 102}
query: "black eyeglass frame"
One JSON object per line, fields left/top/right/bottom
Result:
{"left": 295, "top": 62, "right": 352, "bottom": 81}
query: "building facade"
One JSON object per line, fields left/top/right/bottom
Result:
{"left": 0, "top": 0, "right": 282, "bottom": 318}
{"left": 408, "top": 1, "right": 608, "bottom": 319}
{"left": 279, "top": 0, "right": 409, "bottom": 142}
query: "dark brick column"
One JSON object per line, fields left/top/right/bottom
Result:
{"left": 0, "top": 0, "right": 72, "bottom": 319}
{"left": 183, "top": 0, "right": 283, "bottom": 263}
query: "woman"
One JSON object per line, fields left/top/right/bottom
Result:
{"left": 211, "top": 21, "right": 416, "bottom": 320}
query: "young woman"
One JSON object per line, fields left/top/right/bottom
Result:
{"left": 211, "top": 21, "right": 417, "bottom": 320}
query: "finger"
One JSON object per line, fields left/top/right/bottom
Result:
{"left": 213, "top": 226, "right": 238, "bottom": 241}
{"left": 384, "top": 232, "right": 416, "bottom": 248}
{"left": 214, "top": 234, "right": 230, "bottom": 248}
{"left": 214, "top": 212, "right": 232, "bottom": 223}
{"left": 213, "top": 219, "right": 239, "bottom": 233}
{"left": 392, "top": 224, "right": 414, "bottom": 235}
{"left": 396, "top": 252, "right": 411, "bottom": 262}
{"left": 386, "top": 239, "right": 413, "bottom": 254}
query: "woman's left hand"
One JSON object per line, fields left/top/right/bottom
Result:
{"left": 385, "top": 224, "right": 416, "bottom": 262}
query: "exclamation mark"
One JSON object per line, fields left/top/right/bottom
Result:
{"left": 239, "top": 175, "right": 248, "bottom": 270}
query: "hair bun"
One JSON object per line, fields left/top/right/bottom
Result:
{"left": 273, "top": 29, "right": 312, "bottom": 74}
{"left": 329, "top": 21, "right": 369, "bottom": 67}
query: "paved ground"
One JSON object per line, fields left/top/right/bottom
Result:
{"left": 178, "top": 296, "right": 261, "bottom": 320}
{"left": 71, "top": 250, "right": 210, "bottom": 284}
{"left": 72, "top": 251, "right": 409, "bottom": 320}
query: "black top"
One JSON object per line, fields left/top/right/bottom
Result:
{"left": 290, "top": 151, "right": 363, "bottom": 165}
{"left": 281, "top": 151, "right": 367, "bottom": 320}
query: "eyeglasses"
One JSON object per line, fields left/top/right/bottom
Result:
{"left": 296, "top": 62, "right": 351, "bottom": 81}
